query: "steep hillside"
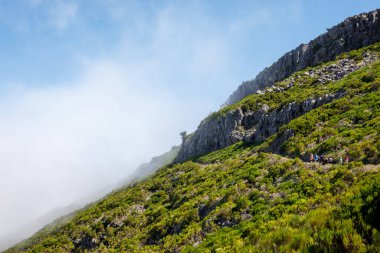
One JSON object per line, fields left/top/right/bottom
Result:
{"left": 5, "top": 43, "right": 380, "bottom": 252}
{"left": 175, "top": 43, "right": 379, "bottom": 163}
{"left": 225, "top": 9, "right": 380, "bottom": 106}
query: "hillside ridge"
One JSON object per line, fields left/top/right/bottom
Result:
{"left": 225, "top": 9, "right": 380, "bottom": 106}
{"left": 175, "top": 45, "right": 379, "bottom": 163}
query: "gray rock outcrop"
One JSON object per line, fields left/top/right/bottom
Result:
{"left": 253, "top": 53, "right": 377, "bottom": 96}
{"left": 225, "top": 9, "right": 380, "bottom": 106}
{"left": 175, "top": 92, "right": 344, "bottom": 163}
{"left": 175, "top": 48, "right": 377, "bottom": 163}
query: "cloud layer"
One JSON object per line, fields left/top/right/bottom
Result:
{"left": 0, "top": 2, "right": 241, "bottom": 249}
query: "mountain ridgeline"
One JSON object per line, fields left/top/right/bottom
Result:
{"left": 175, "top": 9, "right": 380, "bottom": 163}
{"left": 225, "top": 9, "right": 380, "bottom": 106}
{"left": 4, "top": 9, "right": 380, "bottom": 253}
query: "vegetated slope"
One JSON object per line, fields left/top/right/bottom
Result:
{"left": 5, "top": 45, "right": 380, "bottom": 252}
{"left": 175, "top": 43, "right": 379, "bottom": 163}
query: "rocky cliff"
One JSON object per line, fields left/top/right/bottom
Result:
{"left": 175, "top": 48, "right": 378, "bottom": 163}
{"left": 225, "top": 9, "right": 380, "bottom": 106}
{"left": 175, "top": 92, "right": 344, "bottom": 163}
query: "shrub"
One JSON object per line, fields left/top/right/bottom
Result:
{"left": 361, "top": 72, "right": 376, "bottom": 83}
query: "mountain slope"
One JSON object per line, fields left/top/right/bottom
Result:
{"left": 225, "top": 9, "right": 380, "bottom": 106}
{"left": 175, "top": 43, "right": 379, "bottom": 163}
{"left": 5, "top": 43, "right": 380, "bottom": 252}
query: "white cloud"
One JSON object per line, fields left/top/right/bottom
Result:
{"left": 0, "top": 59, "right": 187, "bottom": 249}
{"left": 0, "top": 5, "right": 235, "bottom": 249}
{"left": 0, "top": 1, "right": 279, "bottom": 250}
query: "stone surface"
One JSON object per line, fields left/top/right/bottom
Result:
{"left": 225, "top": 9, "right": 380, "bottom": 106}
{"left": 254, "top": 53, "right": 377, "bottom": 96}
{"left": 175, "top": 92, "right": 345, "bottom": 163}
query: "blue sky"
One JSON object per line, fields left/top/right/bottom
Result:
{"left": 0, "top": 0, "right": 379, "bottom": 249}
{"left": 1, "top": 1, "right": 379, "bottom": 97}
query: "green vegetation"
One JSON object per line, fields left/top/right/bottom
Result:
{"left": 270, "top": 65, "right": 380, "bottom": 163}
{"left": 5, "top": 45, "right": 380, "bottom": 253}
{"left": 7, "top": 153, "right": 379, "bottom": 252}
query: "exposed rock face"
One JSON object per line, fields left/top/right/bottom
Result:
{"left": 254, "top": 53, "right": 377, "bottom": 96}
{"left": 225, "top": 9, "right": 380, "bottom": 106}
{"left": 175, "top": 92, "right": 344, "bottom": 163}
{"left": 302, "top": 53, "right": 377, "bottom": 84}
{"left": 175, "top": 109, "right": 245, "bottom": 163}
{"left": 175, "top": 50, "right": 377, "bottom": 163}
